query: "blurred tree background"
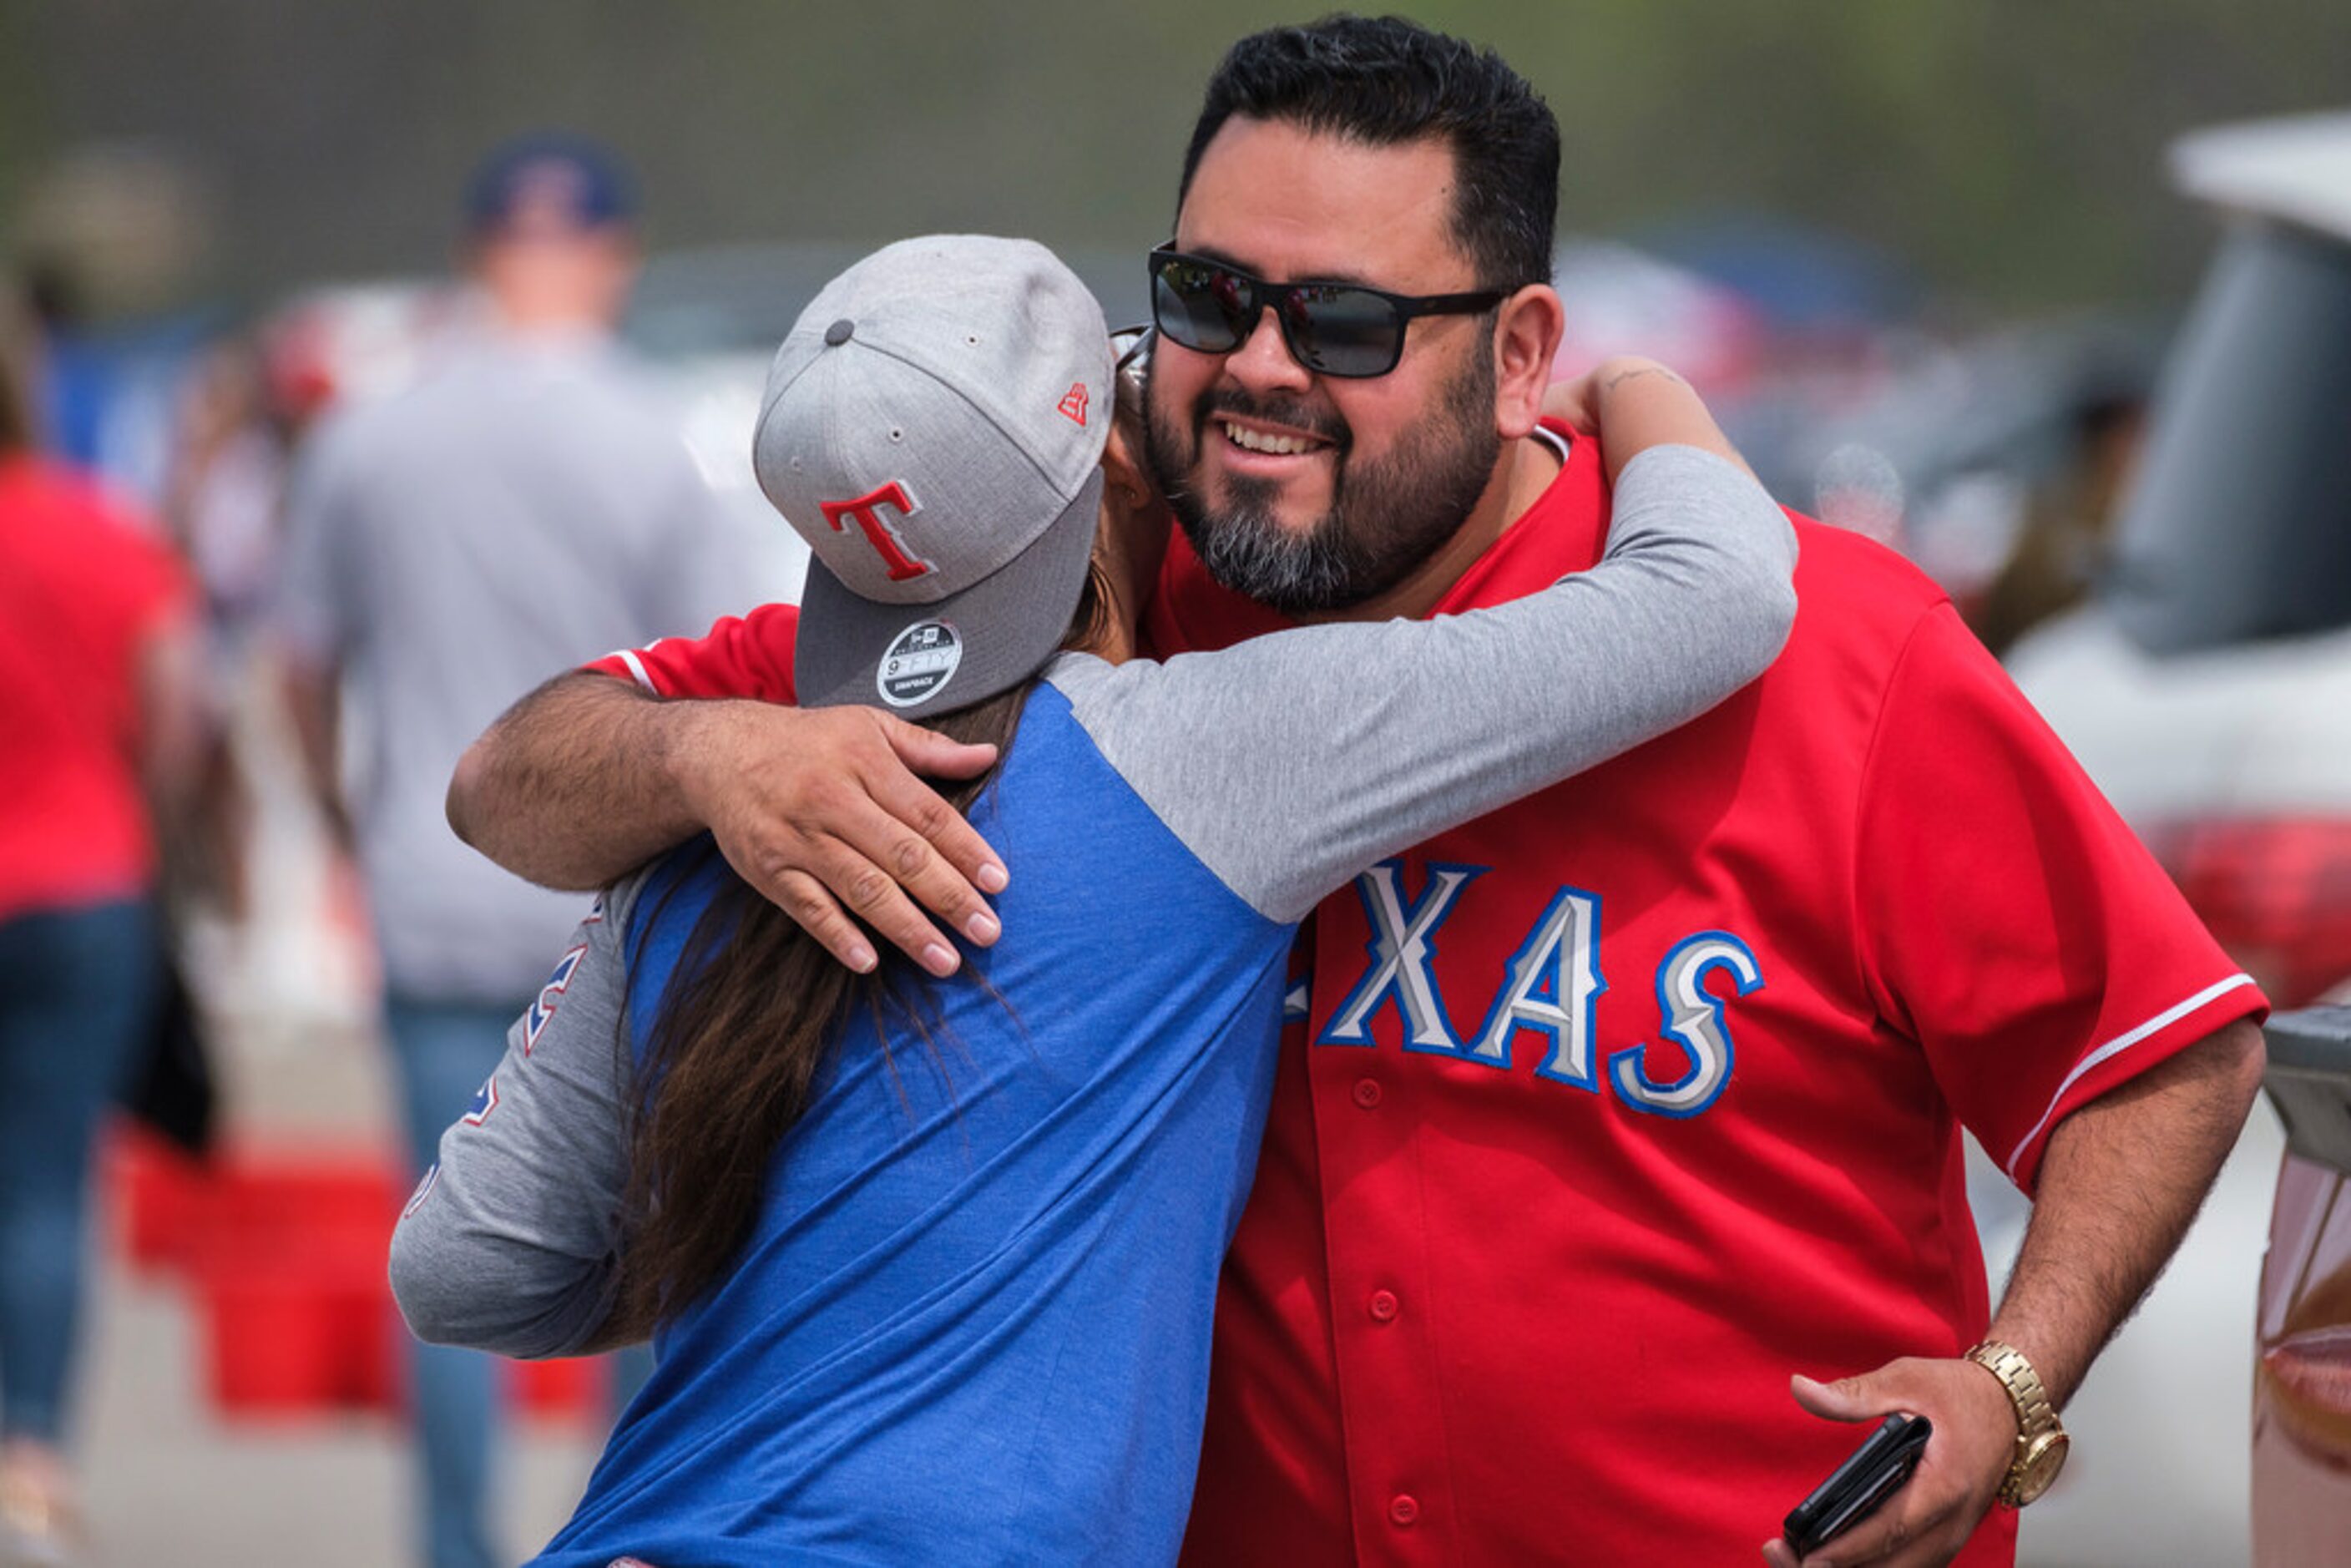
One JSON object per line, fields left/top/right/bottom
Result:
{"left": 1, "top": 0, "right": 2345, "bottom": 317}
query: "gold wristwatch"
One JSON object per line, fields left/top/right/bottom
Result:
{"left": 1964, "top": 1340, "right": 2070, "bottom": 1506}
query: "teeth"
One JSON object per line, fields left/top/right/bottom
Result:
{"left": 1223, "top": 422, "right": 1313, "bottom": 456}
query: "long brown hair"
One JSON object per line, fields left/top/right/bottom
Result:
{"left": 605, "top": 564, "right": 1115, "bottom": 1339}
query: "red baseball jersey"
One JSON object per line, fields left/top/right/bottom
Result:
{"left": 586, "top": 426, "right": 2263, "bottom": 1564}
{"left": 1150, "top": 425, "right": 2265, "bottom": 1565}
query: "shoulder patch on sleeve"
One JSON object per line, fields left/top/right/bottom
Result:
{"left": 524, "top": 943, "right": 591, "bottom": 1056}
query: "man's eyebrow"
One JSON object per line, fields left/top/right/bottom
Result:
{"left": 1181, "top": 241, "right": 1384, "bottom": 291}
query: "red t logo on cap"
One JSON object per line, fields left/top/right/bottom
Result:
{"left": 821, "top": 481, "right": 933, "bottom": 582}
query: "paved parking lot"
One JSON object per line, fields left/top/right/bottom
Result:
{"left": 68, "top": 989, "right": 604, "bottom": 1568}
{"left": 75, "top": 1262, "right": 601, "bottom": 1568}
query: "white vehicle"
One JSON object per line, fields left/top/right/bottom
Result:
{"left": 2003, "top": 112, "right": 2351, "bottom": 1567}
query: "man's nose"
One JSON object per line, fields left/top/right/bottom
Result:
{"left": 1222, "top": 305, "right": 1315, "bottom": 396}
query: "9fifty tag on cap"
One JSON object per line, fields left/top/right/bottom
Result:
{"left": 877, "top": 621, "right": 963, "bottom": 708}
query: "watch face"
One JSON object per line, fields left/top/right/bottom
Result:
{"left": 2013, "top": 1430, "right": 2071, "bottom": 1505}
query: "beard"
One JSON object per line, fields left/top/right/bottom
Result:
{"left": 1142, "top": 347, "right": 1500, "bottom": 616}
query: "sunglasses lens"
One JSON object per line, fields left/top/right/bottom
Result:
{"left": 1152, "top": 255, "right": 1253, "bottom": 354}
{"left": 1280, "top": 285, "right": 1404, "bottom": 377}
{"left": 1149, "top": 253, "right": 1410, "bottom": 377}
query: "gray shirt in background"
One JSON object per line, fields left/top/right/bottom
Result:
{"left": 276, "top": 326, "right": 747, "bottom": 1004}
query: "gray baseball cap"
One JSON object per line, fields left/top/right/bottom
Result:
{"left": 753, "top": 235, "right": 1114, "bottom": 720}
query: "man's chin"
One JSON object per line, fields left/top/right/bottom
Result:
{"left": 1236, "top": 508, "right": 1328, "bottom": 547}
{"left": 1199, "top": 475, "right": 1328, "bottom": 544}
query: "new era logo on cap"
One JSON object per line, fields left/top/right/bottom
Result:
{"left": 1058, "top": 383, "right": 1090, "bottom": 426}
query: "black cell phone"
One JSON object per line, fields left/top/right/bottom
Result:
{"left": 1782, "top": 1413, "right": 1933, "bottom": 1559}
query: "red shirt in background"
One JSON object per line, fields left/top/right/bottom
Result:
{"left": 0, "top": 455, "right": 193, "bottom": 923}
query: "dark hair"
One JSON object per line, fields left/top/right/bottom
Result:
{"left": 0, "top": 290, "right": 33, "bottom": 455}
{"left": 604, "top": 564, "right": 1113, "bottom": 1338}
{"left": 1177, "top": 14, "right": 1560, "bottom": 292}
{"left": 0, "top": 357, "right": 25, "bottom": 458}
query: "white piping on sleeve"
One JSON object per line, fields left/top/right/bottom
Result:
{"left": 615, "top": 646, "right": 658, "bottom": 694}
{"left": 2002, "top": 973, "right": 2260, "bottom": 1181}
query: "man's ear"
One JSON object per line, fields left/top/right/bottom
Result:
{"left": 1493, "top": 283, "right": 1565, "bottom": 442}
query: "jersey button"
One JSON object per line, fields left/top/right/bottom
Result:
{"left": 1388, "top": 1494, "right": 1420, "bottom": 1528}
{"left": 1368, "top": 1289, "right": 1399, "bottom": 1323}
{"left": 1352, "top": 1078, "right": 1383, "bottom": 1109}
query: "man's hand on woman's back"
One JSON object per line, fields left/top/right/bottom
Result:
{"left": 448, "top": 671, "right": 1005, "bottom": 976}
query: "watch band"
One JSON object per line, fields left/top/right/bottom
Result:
{"left": 1964, "top": 1339, "right": 2066, "bottom": 1506}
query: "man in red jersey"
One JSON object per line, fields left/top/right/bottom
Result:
{"left": 442, "top": 18, "right": 2265, "bottom": 1566}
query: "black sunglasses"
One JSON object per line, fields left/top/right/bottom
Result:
{"left": 1147, "top": 245, "right": 1506, "bottom": 379}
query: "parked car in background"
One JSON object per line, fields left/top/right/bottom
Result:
{"left": 2255, "top": 1008, "right": 2351, "bottom": 1565}
{"left": 2004, "top": 110, "right": 2351, "bottom": 1566}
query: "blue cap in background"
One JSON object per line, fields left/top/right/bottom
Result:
{"left": 463, "top": 133, "right": 635, "bottom": 237}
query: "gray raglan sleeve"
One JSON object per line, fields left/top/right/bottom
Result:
{"left": 387, "top": 877, "right": 646, "bottom": 1358}
{"left": 1046, "top": 444, "right": 1797, "bottom": 923}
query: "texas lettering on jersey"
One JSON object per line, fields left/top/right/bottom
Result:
{"left": 1314, "top": 857, "right": 1763, "bottom": 1116}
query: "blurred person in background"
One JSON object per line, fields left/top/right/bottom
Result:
{"left": 270, "top": 134, "right": 737, "bottom": 1568}
{"left": 17, "top": 146, "right": 223, "bottom": 509}
{"left": 160, "top": 334, "right": 295, "bottom": 928}
{"left": 0, "top": 290, "right": 202, "bottom": 1565}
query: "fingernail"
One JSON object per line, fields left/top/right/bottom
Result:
{"left": 977, "top": 862, "right": 1009, "bottom": 893}
{"left": 965, "top": 911, "right": 1001, "bottom": 943}
{"left": 846, "top": 943, "right": 877, "bottom": 974}
{"left": 923, "top": 943, "right": 959, "bottom": 976}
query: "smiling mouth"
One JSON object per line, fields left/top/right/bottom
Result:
{"left": 1219, "top": 419, "right": 1330, "bottom": 457}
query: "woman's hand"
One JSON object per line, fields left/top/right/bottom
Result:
{"left": 1542, "top": 357, "right": 1752, "bottom": 486}
{"left": 1543, "top": 363, "right": 1609, "bottom": 436}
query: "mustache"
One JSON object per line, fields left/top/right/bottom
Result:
{"left": 1199, "top": 389, "right": 1350, "bottom": 450}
